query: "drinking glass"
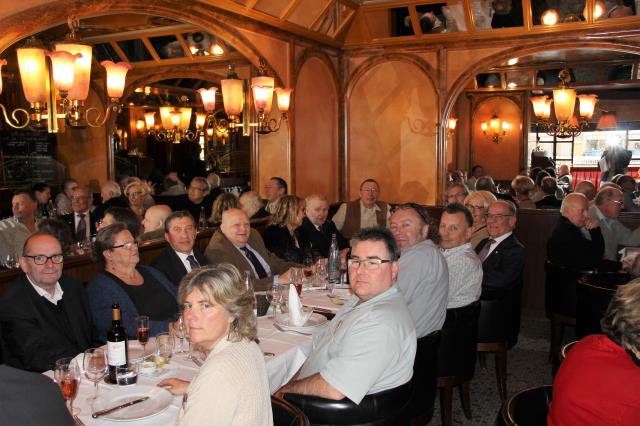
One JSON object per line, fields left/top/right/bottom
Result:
{"left": 303, "top": 251, "right": 315, "bottom": 283}
{"left": 173, "top": 313, "right": 187, "bottom": 355}
{"left": 83, "top": 348, "right": 107, "bottom": 403}
{"left": 54, "top": 357, "right": 81, "bottom": 415}
{"left": 115, "top": 364, "right": 138, "bottom": 386}
{"left": 292, "top": 268, "right": 303, "bottom": 295}
{"left": 315, "top": 260, "right": 328, "bottom": 287}
{"left": 155, "top": 332, "right": 174, "bottom": 370}
{"left": 136, "top": 315, "right": 150, "bottom": 356}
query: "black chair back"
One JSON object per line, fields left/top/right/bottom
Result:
{"left": 284, "top": 380, "right": 412, "bottom": 426}
{"left": 272, "top": 395, "right": 310, "bottom": 426}
{"left": 576, "top": 273, "right": 630, "bottom": 338}
{"left": 437, "top": 301, "right": 481, "bottom": 379}
{"left": 407, "top": 331, "right": 440, "bottom": 421}
{"left": 498, "top": 385, "right": 552, "bottom": 426}
{"left": 478, "top": 285, "right": 521, "bottom": 345}
{"left": 544, "top": 260, "right": 587, "bottom": 319}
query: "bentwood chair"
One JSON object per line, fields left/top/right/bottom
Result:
{"left": 559, "top": 340, "right": 577, "bottom": 364}
{"left": 271, "top": 395, "right": 310, "bottom": 426}
{"left": 496, "top": 385, "right": 553, "bottom": 426}
{"left": 436, "top": 301, "right": 480, "bottom": 426}
{"left": 284, "top": 380, "right": 412, "bottom": 426}
{"left": 576, "top": 273, "right": 630, "bottom": 338}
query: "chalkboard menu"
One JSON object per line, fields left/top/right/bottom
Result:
{"left": 0, "top": 130, "right": 61, "bottom": 188}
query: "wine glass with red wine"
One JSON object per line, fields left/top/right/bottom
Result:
{"left": 54, "top": 357, "right": 81, "bottom": 415}
{"left": 136, "top": 315, "right": 150, "bottom": 356}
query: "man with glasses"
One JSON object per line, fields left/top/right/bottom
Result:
{"left": 279, "top": 228, "right": 415, "bottom": 404}
{"left": 61, "top": 186, "right": 96, "bottom": 242}
{"left": 475, "top": 200, "right": 525, "bottom": 298}
{"left": 332, "top": 179, "right": 391, "bottom": 239}
{"left": 152, "top": 211, "right": 208, "bottom": 287}
{"left": 0, "top": 232, "right": 95, "bottom": 372}
{"left": 169, "top": 176, "right": 212, "bottom": 222}
{"left": 445, "top": 183, "right": 469, "bottom": 205}
{"left": 590, "top": 186, "right": 640, "bottom": 261}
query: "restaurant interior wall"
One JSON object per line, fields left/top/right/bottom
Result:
{"left": 347, "top": 59, "right": 438, "bottom": 205}
{"left": 294, "top": 55, "right": 340, "bottom": 202}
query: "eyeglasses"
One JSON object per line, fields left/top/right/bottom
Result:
{"left": 23, "top": 254, "right": 64, "bottom": 265}
{"left": 360, "top": 188, "right": 379, "bottom": 194}
{"left": 465, "top": 204, "right": 485, "bottom": 211}
{"left": 486, "top": 213, "right": 514, "bottom": 221}
{"left": 189, "top": 186, "right": 207, "bottom": 192}
{"left": 127, "top": 191, "right": 143, "bottom": 197}
{"left": 347, "top": 257, "right": 392, "bottom": 270}
{"left": 111, "top": 241, "right": 138, "bottom": 250}
{"left": 607, "top": 199, "right": 624, "bottom": 207}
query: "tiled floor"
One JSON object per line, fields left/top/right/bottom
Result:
{"left": 429, "top": 309, "right": 553, "bottom": 425}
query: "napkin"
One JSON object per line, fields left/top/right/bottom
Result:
{"left": 288, "top": 283, "right": 306, "bottom": 326}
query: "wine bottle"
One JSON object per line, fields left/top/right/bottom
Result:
{"left": 106, "top": 303, "right": 128, "bottom": 383}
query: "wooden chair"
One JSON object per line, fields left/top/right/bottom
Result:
{"left": 497, "top": 385, "right": 553, "bottom": 426}
{"left": 576, "top": 273, "right": 630, "bottom": 338}
{"left": 271, "top": 395, "right": 310, "bottom": 426}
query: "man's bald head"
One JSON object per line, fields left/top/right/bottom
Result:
{"left": 220, "top": 208, "right": 251, "bottom": 247}
{"left": 561, "top": 193, "right": 589, "bottom": 228}
{"left": 142, "top": 204, "right": 172, "bottom": 233}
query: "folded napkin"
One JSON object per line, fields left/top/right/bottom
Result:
{"left": 288, "top": 283, "right": 306, "bottom": 326}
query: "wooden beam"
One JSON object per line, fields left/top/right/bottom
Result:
{"left": 141, "top": 37, "right": 161, "bottom": 63}
{"left": 280, "top": 0, "right": 303, "bottom": 21}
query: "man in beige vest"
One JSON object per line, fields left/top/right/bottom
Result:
{"left": 332, "top": 179, "right": 391, "bottom": 240}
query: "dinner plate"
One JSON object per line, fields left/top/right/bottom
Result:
{"left": 91, "top": 385, "right": 173, "bottom": 421}
{"left": 274, "top": 312, "right": 328, "bottom": 334}
{"left": 331, "top": 288, "right": 352, "bottom": 300}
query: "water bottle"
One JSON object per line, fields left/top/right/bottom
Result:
{"left": 243, "top": 270, "right": 258, "bottom": 318}
{"left": 328, "top": 234, "right": 340, "bottom": 287}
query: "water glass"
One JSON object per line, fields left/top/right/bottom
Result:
{"left": 115, "top": 364, "right": 138, "bottom": 386}
{"left": 155, "top": 332, "right": 174, "bottom": 370}
{"left": 315, "top": 260, "right": 328, "bottom": 287}
{"left": 83, "top": 348, "right": 107, "bottom": 403}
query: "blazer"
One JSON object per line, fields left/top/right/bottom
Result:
{"left": 204, "top": 228, "right": 299, "bottom": 291}
{"left": 60, "top": 211, "right": 98, "bottom": 241}
{"left": 0, "top": 274, "right": 96, "bottom": 372}
{"left": 535, "top": 195, "right": 562, "bottom": 210}
{"left": 475, "top": 233, "right": 525, "bottom": 298}
{"left": 0, "top": 365, "right": 74, "bottom": 425}
{"left": 295, "top": 217, "right": 349, "bottom": 258}
{"left": 86, "top": 265, "right": 178, "bottom": 343}
{"left": 151, "top": 245, "right": 209, "bottom": 287}
{"left": 263, "top": 225, "right": 303, "bottom": 263}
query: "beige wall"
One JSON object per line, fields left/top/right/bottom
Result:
{"left": 294, "top": 57, "right": 339, "bottom": 202}
{"left": 348, "top": 60, "right": 437, "bottom": 205}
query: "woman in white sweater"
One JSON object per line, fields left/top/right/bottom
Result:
{"left": 158, "top": 264, "right": 273, "bottom": 425}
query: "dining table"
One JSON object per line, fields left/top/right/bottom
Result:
{"left": 45, "top": 314, "right": 321, "bottom": 426}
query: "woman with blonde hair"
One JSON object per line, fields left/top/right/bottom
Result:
{"left": 209, "top": 192, "right": 239, "bottom": 225}
{"left": 549, "top": 278, "right": 640, "bottom": 425}
{"left": 124, "top": 182, "right": 148, "bottom": 221}
{"left": 158, "top": 264, "right": 273, "bottom": 426}
{"left": 262, "top": 195, "right": 306, "bottom": 263}
{"left": 463, "top": 190, "right": 497, "bottom": 249}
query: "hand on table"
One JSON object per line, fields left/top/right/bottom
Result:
{"left": 157, "top": 378, "right": 190, "bottom": 396}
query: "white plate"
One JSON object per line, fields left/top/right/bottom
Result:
{"left": 275, "top": 313, "right": 328, "bottom": 334}
{"left": 91, "top": 385, "right": 173, "bottom": 421}
{"left": 331, "top": 288, "right": 352, "bottom": 300}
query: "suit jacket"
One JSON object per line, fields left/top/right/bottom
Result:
{"left": 251, "top": 207, "right": 271, "bottom": 220}
{"left": 139, "top": 228, "right": 165, "bottom": 242}
{"left": 204, "top": 228, "right": 299, "bottom": 290}
{"left": 0, "top": 275, "right": 96, "bottom": 372}
{"left": 93, "top": 196, "right": 128, "bottom": 221}
{"left": 295, "top": 217, "right": 349, "bottom": 258}
{"left": 0, "top": 365, "right": 74, "bottom": 425}
{"left": 61, "top": 211, "right": 97, "bottom": 241}
{"left": 475, "top": 234, "right": 525, "bottom": 299}
{"left": 589, "top": 205, "right": 640, "bottom": 261}
{"left": 535, "top": 195, "right": 562, "bottom": 210}
{"left": 151, "top": 246, "right": 209, "bottom": 287}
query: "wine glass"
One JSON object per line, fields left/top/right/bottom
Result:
{"left": 155, "top": 332, "right": 174, "bottom": 370}
{"left": 83, "top": 348, "right": 107, "bottom": 403}
{"left": 173, "top": 313, "right": 187, "bottom": 355}
{"left": 315, "top": 260, "right": 328, "bottom": 287}
{"left": 54, "top": 357, "right": 81, "bottom": 415}
{"left": 136, "top": 316, "right": 150, "bottom": 356}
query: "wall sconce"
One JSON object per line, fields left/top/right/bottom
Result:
{"left": 447, "top": 117, "right": 458, "bottom": 137}
{"left": 481, "top": 114, "right": 509, "bottom": 143}
{"left": 541, "top": 9, "right": 559, "bottom": 25}
{"left": 597, "top": 111, "right": 617, "bottom": 130}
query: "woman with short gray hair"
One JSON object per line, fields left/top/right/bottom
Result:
{"left": 158, "top": 264, "right": 272, "bottom": 426}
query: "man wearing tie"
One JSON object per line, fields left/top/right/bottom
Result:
{"left": 205, "top": 208, "right": 297, "bottom": 290}
{"left": 61, "top": 186, "right": 96, "bottom": 243}
{"left": 151, "top": 211, "right": 208, "bottom": 287}
{"left": 475, "top": 200, "right": 525, "bottom": 299}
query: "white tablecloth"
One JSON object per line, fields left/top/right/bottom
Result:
{"left": 47, "top": 316, "right": 314, "bottom": 425}
{"left": 300, "top": 288, "right": 351, "bottom": 315}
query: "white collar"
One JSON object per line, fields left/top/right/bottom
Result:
{"left": 175, "top": 250, "right": 195, "bottom": 262}
{"left": 26, "top": 275, "right": 63, "bottom": 305}
{"left": 492, "top": 232, "right": 512, "bottom": 245}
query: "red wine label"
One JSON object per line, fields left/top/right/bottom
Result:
{"left": 107, "top": 341, "right": 127, "bottom": 366}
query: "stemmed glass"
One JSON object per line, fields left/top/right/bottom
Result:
{"left": 83, "top": 348, "right": 107, "bottom": 403}
{"left": 54, "top": 357, "right": 81, "bottom": 415}
{"left": 315, "top": 260, "right": 328, "bottom": 288}
{"left": 136, "top": 315, "right": 150, "bottom": 356}
{"left": 155, "top": 332, "right": 174, "bottom": 370}
{"left": 173, "top": 313, "right": 187, "bottom": 355}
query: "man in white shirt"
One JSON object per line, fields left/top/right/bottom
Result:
{"left": 0, "top": 190, "right": 38, "bottom": 259}
{"left": 332, "top": 179, "right": 391, "bottom": 239}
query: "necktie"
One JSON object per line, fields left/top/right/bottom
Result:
{"left": 76, "top": 213, "right": 87, "bottom": 242}
{"left": 240, "top": 247, "right": 268, "bottom": 279}
{"left": 186, "top": 254, "right": 200, "bottom": 271}
{"left": 478, "top": 238, "right": 496, "bottom": 262}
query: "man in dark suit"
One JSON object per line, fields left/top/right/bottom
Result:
{"left": 475, "top": 200, "right": 525, "bottom": 298}
{"left": 151, "top": 211, "right": 208, "bottom": 287}
{"left": 61, "top": 186, "right": 97, "bottom": 242}
{"left": 296, "top": 194, "right": 349, "bottom": 258}
{"left": 535, "top": 177, "right": 562, "bottom": 210}
{"left": 93, "top": 180, "right": 128, "bottom": 221}
{"left": 0, "top": 364, "right": 74, "bottom": 425}
{"left": 168, "top": 176, "right": 212, "bottom": 222}
{"left": 0, "top": 232, "right": 95, "bottom": 372}
{"left": 205, "top": 208, "right": 298, "bottom": 290}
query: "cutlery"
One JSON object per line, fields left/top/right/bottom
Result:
{"left": 73, "top": 415, "right": 86, "bottom": 426}
{"left": 91, "top": 396, "right": 149, "bottom": 418}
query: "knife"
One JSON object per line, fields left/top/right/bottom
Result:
{"left": 91, "top": 396, "right": 149, "bottom": 418}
